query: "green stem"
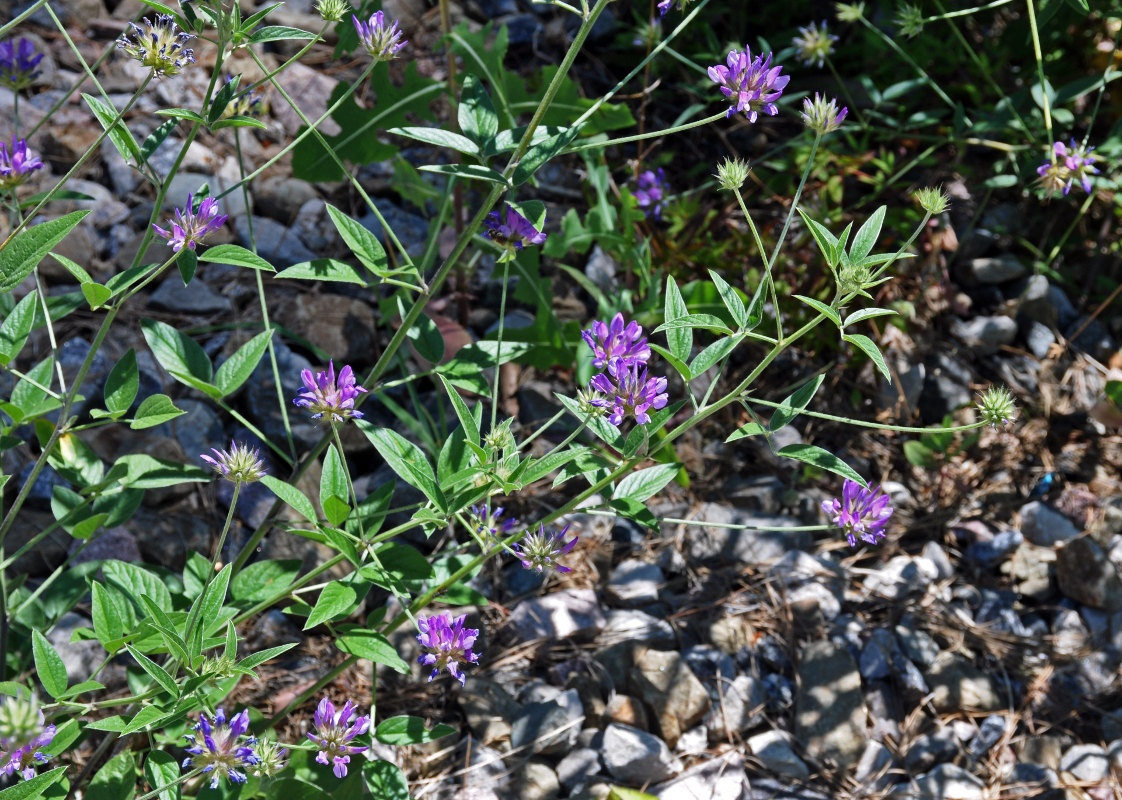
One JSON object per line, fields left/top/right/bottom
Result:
{"left": 743, "top": 396, "right": 988, "bottom": 433}
{"left": 136, "top": 768, "right": 205, "bottom": 800}
{"left": 564, "top": 111, "right": 728, "bottom": 154}
{"left": 732, "top": 188, "right": 781, "bottom": 341}
{"left": 1026, "top": 0, "right": 1052, "bottom": 145}
{"left": 184, "top": 483, "right": 241, "bottom": 650}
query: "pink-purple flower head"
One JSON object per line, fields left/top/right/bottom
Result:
{"left": 152, "top": 193, "right": 228, "bottom": 252}
{"left": 201, "top": 441, "right": 266, "bottom": 484}
{"left": 589, "top": 364, "right": 669, "bottom": 426}
{"left": 708, "top": 46, "right": 790, "bottom": 122}
{"left": 636, "top": 168, "right": 669, "bottom": 220}
{"left": 514, "top": 522, "right": 577, "bottom": 574}
{"left": 0, "top": 38, "right": 43, "bottom": 91}
{"left": 353, "top": 11, "right": 407, "bottom": 62}
{"left": 0, "top": 694, "right": 55, "bottom": 781}
{"left": 822, "top": 478, "right": 893, "bottom": 547}
{"left": 417, "top": 612, "right": 480, "bottom": 686}
{"left": 307, "top": 697, "right": 370, "bottom": 778}
{"left": 116, "top": 14, "right": 196, "bottom": 77}
{"left": 182, "top": 708, "right": 259, "bottom": 789}
{"left": 1037, "top": 139, "right": 1100, "bottom": 196}
{"left": 483, "top": 203, "right": 547, "bottom": 261}
{"left": 293, "top": 360, "right": 368, "bottom": 423}
{"left": 0, "top": 139, "right": 43, "bottom": 190}
{"left": 582, "top": 313, "right": 650, "bottom": 377}
{"left": 792, "top": 20, "right": 838, "bottom": 68}
{"left": 657, "top": 0, "right": 695, "bottom": 15}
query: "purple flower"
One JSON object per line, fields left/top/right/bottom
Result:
{"left": 822, "top": 479, "right": 893, "bottom": 547}
{"left": 470, "top": 502, "right": 517, "bottom": 543}
{"left": 656, "top": 0, "right": 694, "bottom": 15}
{"left": 800, "top": 93, "right": 847, "bottom": 135}
{"left": 635, "top": 168, "right": 669, "bottom": 220}
{"left": 792, "top": 21, "right": 838, "bottom": 68}
{"left": 416, "top": 612, "right": 480, "bottom": 686}
{"left": 1037, "top": 139, "right": 1099, "bottom": 196}
{"left": 708, "top": 47, "right": 790, "bottom": 122}
{"left": 182, "top": 708, "right": 259, "bottom": 789}
{"left": 292, "top": 360, "right": 368, "bottom": 423}
{"left": 306, "top": 698, "right": 370, "bottom": 778}
{"left": 200, "top": 441, "right": 267, "bottom": 483}
{"left": 152, "top": 193, "right": 228, "bottom": 252}
{"left": 0, "top": 138, "right": 43, "bottom": 190}
{"left": 353, "top": 11, "right": 407, "bottom": 62}
{"left": 513, "top": 522, "right": 577, "bottom": 574}
{"left": 483, "top": 203, "right": 547, "bottom": 260}
{"left": 220, "top": 74, "right": 264, "bottom": 120}
{"left": 0, "top": 696, "right": 55, "bottom": 781}
{"left": 116, "top": 14, "right": 196, "bottom": 77}
{"left": 589, "top": 363, "right": 669, "bottom": 426}
{"left": 581, "top": 313, "right": 650, "bottom": 377}
{"left": 0, "top": 38, "right": 43, "bottom": 91}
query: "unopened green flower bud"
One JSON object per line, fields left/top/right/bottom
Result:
{"left": 483, "top": 420, "right": 516, "bottom": 453}
{"left": 801, "top": 94, "right": 848, "bottom": 135}
{"left": 976, "top": 385, "right": 1017, "bottom": 429}
{"left": 250, "top": 738, "right": 289, "bottom": 778}
{"left": 894, "top": 3, "right": 924, "bottom": 37}
{"left": 913, "top": 186, "right": 949, "bottom": 215}
{"left": 838, "top": 261, "right": 874, "bottom": 296}
{"left": 835, "top": 2, "right": 865, "bottom": 22}
{"left": 317, "top": 0, "right": 348, "bottom": 22}
{"left": 715, "top": 157, "right": 751, "bottom": 191}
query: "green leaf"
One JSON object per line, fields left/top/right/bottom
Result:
{"left": 113, "top": 454, "right": 209, "bottom": 489}
{"left": 438, "top": 375, "right": 480, "bottom": 446}
{"left": 91, "top": 582, "right": 128, "bottom": 652}
{"left": 176, "top": 248, "right": 197, "bottom": 285}
{"left": 104, "top": 349, "right": 139, "bottom": 415}
{"left": 207, "top": 74, "right": 242, "bottom": 125}
{"left": 418, "top": 163, "right": 510, "bottom": 186}
{"left": 356, "top": 422, "right": 445, "bottom": 511}
{"left": 775, "top": 443, "right": 866, "bottom": 485}
{"left": 32, "top": 630, "right": 67, "bottom": 699}
{"left": 389, "top": 126, "right": 479, "bottom": 156}
{"left": 83, "top": 93, "right": 140, "bottom": 164}
{"left": 842, "top": 333, "right": 892, "bottom": 380}
{"left": 797, "top": 209, "right": 841, "bottom": 267}
{"left": 608, "top": 496, "right": 659, "bottom": 530}
{"left": 262, "top": 475, "right": 318, "bottom": 522}
{"left": 140, "top": 318, "right": 215, "bottom": 392}
{"left": 555, "top": 393, "right": 625, "bottom": 451}
{"left": 197, "top": 563, "right": 233, "bottom": 631}
{"left": 142, "top": 750, "right": 180, "bottom": 800}
{"left": 230, "top": 559, "right": 299, "bottom": 604}
{"left": 0, "top": 211, "right": 91, "bottom": 293}
{"left": 214, "top": 329, "right": 273, "bottom": 397}
{"left": 275, "top": 259, "right": 367, "bottom": 285}
{"left": 324, "top": 204, "right": 391, "bottom": 278}
{"left": 139, "top": 117, "right": 179, "bottom": 165}
{"left": 725, "top": 421, "right": 767, "bottom": 442}
{"left": 607, "top": 788, "right": 658, "bottom": 800}
{"left": 103, "top": 560, "right": 174, "bottom": 613}
{"left": 849, "top": 205, "right": 886, "bottom": 264}
{"left": 903, "top": 439, "right": 938, "bottom": 469}
{"left": 238, "top": 642, "right": 298, "bottom": 670}
{"left": 320, "top": 444, "right": 350, "bottom": 527}
{"left": 689, "top": 337, "right": 739, "bottom": 380}
{"left": 363, "top": 761, "right": 409, "bottom": 800}
{"left": 793, "top": 295, "right": 842, "bottom": 327}
{"left": 404, "top": 306, "right": 444, "bottom": 365}
{"left": 769, "top": 374, "right": 825, "bottom": 431}
{"left": 512, "top": 126, "right": 580, "bottom": 186}
{"left": 126, "top": 647, "right": 179, "bottom": 697}
{"left": 0, "top": 766, "right": 66, "bottom": 800}
{"left": 375, "top": 716, "right": 456, "bottom": 745}
{"left": 614, "top": 463, "right": 681, "bottom": 504}
{"left": 844, "top": 308, "right": 897, "bottom": 327}
{"left": 304, "top": 582, "right": 359, "bottom": 629}
{"left": 129, "top": 395, "right": 185, "bottom": 429}
{"left": 708, "top": 270, "right": 747, "bottom": 329}
{"left": 155, "top": 108, "right": 207, "bottom": 123}
{"left": 336, "top": 629, "right": 410, "bottom": 673}
{"left": 0, "top": 290, "right": 38, "bottom": 365}
{"left": 360, "top": 542, "right": 433, "bottom": 587}
{"left": 458, "top": 74, "right": 499, "bottom": 151}
{"left": 663, "top": 276, "right": 691, "bottom": 363}
{"left": 249, "top": 25, "right": 315, "bottom": 42}
{"left": 198, "top": 243, "right": 275, "bottom": 271}
{"left": 653, "top": 314, "right": 735, "bottom": 336}
{"left": 518, "top": 447, "right": 587, "bottom": 486}
{"left": 121, "top": 705, "right": 172, "bottom": 735}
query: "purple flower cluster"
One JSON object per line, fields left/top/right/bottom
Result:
{"left": 635, "top": 168, "right": 669, "bottom": 220}
{"left": 708, "top": 46, "right": 789, "bottom": 122}
{"left": 200, "top": 441, "right": 267, "bottom": 483}
{"left": 0, "top": 696, "right": 55, "bottom": 781}
{"left": 292, "top": 360, "right": 368, "bottom": 423}
{"left": 183, "top": 708, "right": 259, "bottom": 789}
{"left": 0, "top": 38, "right": 43, "bottom": 91}
{"left": 221, "top": 75, "right": 264, "bottom": 120}
{"left": 483, "top": 203, "right": 547, "bottom": 261}
{"left": 116, "top": 14, "right": 196, "bottom": 77}
{"left": 470, "top": 502, "right": 517, "bottom": 543}
{"left": 581, "top": 313, "right": 667, "bottom": 426}
{"left": 513, "top": 522, "right": 577, "bottom": 574}
{"left": 417, "top": 612, "right": 480, "bottom": 686}
{"left": 152, "top": 193, "right": 228, "bottom": 252}
{"left": 822, "top": 479, "right": 893, "bottom": 547}
{"left": 0, "top": 138, "right": 43, "bottom": 190}
{"left": 306, "top": 697, "right": 370, "bottom": 778}
{"left": 1037, "top": 140, "right": 1099, "bottom": 196}
{"left": 353, "top": 11, "right": 407, "bottom": 62}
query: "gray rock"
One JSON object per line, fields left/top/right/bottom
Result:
{"left": 705, "top": 674, "right": 765, "bottom": 741}
{"left": 905, "top": 727, "right": 959, "bottom": 772}
{"left": 459, "top": 678, "right": 520, "bottom": 747}
{"left": 235, "top": 215, "right": 317, "bottom": 268}
{"left": 921, "top": 541, "right": 955, "bottom": 580}
{"left": 4, "top": 509, "right": 70, "bottom": 576}
{"left": 950, "top": 315, "right": 1017, "bottom": 354}
{"left": 794, "top": 640, "right": 866, "bottom": 768}
{"left": 1060, "top": 743, "right": 1110, "bottom": 782}
{"left": 253, "top": 175, "right": 320, "bottom": 223}
{"left": 59, "top": 337, "right": 113, "bottom": 414}
{"left": 69, "top": 527, "right": 141, "bottom": 565}
{"left": 968, "top": 254, "right": 1027, "bottom": 284}
{"left": 599, "top": 609, "right": 677, "bottom": 648}
{"left": 1052, "top": 607, "right": 1089, "bottom": 657}
{"left": 746, "top": 730, "right": 809, "bottom": 779}
{"left": 244, "top": 338, "right": 318, "bottom": 449}
{"left": 894, "top": 624, "right": 941, "bottom": 667}
{"left": 682, "top": 503, "right": 811, "bottom": 565}
{"left": 681, "top": 645, "right": 736, "bottom": 683}
{"left": 556, "top": 748, "right": 602, "bottom": 790}
{"left": 584, "top": 245, "right": 617, "bottom": 291}
{"left": 964, "top": 529, "right": 1023, "bottom": 567}
{"left": 1056, "top": 537, "right": 1122, "bottom": 610}
{"left": 1003, "top": 542, "right": 1055, "bottom": 599}
{"left": 507, "top": 589, "right": 606, "bottom": 642}
{"left": 864, "top": 555, "right": 937, "bottom": 599}
{"left": 46, "top": 612, "right": 106, "bottom": 684}
{"left": 1049, "top": 284, "right": 1078, "bottom": 328}
{"left": 130, "top": 507, "right": 212, "bottom": 571}
{"left": 1014, "top": 274, "right": 1055, "bottom": 325}
{"left": 1004, "top": 763, "right": 1062, "bottom": 800}
{"left": 601, "top": 723, "right": 682, "bottom": 784}
{"left": 1025, "top": 320, "right": 1056, "bottom": 359}
{"left": 920, "top": 353, "right": 973, "bottom": 420}
{"left": 358, "top": 202, "right": 430, "bottom": 259}
{"left": 607, "top": 559, "right": 664, "bottom": 605}
{"left": 860, "top": 628, "right": 897, "bottom": 680}
{"left": 908, "top": 764, "right": 984, "bottom": 800}
{"left": 967, "top": 715, "right": 1006, "bottom": 759}
{"left": 156, "top": 399, "right": 224, "bottom": 461}
{"left": 650, "top": 751, "right": 749, "bottom": 800}
{"left": 509, "top": 688, "right": 583, "bottom": 756}
{"left": 924, "top": 654, "right": 1003, "bottom": 712}
{"left": 507, "top": 761, "right": 560, "bottom": 800}
{"left": 632, "top": 648, "right": 710, "bottom": 749}
{"left": 1020, "top": 501, "right": 1081, "bottom": 546}
{"left": 854, "top": 741, "right": 897, "bottom": 793}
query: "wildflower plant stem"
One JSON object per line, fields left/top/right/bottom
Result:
{"left": 135, "top": 768, "right": 205, "bottom": 800}
{"left": 732, "top": 187, "right": 781, "bottom": 341}
{"left": 1025, "top": 0, "right": 1052, "bottom": 146}
{"left": 565, "top": 111, "right": 728, "bottom": 154}
{"left": 744, "top": 397, "right": 993, "bottom": 433}
{"left": 183, "top": 483, "right": 242, "bottom": 653}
